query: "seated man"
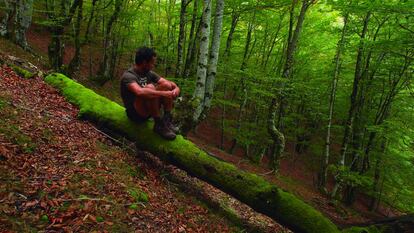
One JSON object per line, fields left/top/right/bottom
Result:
{"left": 120, "top": 47, "right": 180, "bottom": 140}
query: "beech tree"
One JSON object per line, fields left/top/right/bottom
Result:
{"left": 0, "top": 0, "right": 33, "bottom": 50}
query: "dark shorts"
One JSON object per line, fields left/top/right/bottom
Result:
{"left": 126, "top": 109, "right": 150, "bottom": 123}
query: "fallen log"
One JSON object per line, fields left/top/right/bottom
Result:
{"left": 44, "top": 73, "right": 340, "bottom": 233}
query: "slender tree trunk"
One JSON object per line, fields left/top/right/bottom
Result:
{"left": 99, "top": 0, "right": 122, "bottom": 82}
{"left": 175, "top": 0, "right": 189, "bottom": 78}
{"left": 267, "top": 98, "right": 286, "bottom": 172}
{"left": 331, "top": 11, "right": 371, "bottom": 199}
{"left": 183, "top": 0, "right": 199, "bottom": 78}
{"left": 317, "top": 14, "right": 348, "bottom": 192}
{"left": 229, "top": 80, "right": 247, "bottom": 154}
{"left": 83, "top": 0, "right": 98, "bottom": 44}
{"left": 264, "top": 15, "right": 284, "bottom": 70}
{"left": 220, "top": 77, "right": 227, "bottom": 150}
{"left": 368, "top": 136, "right": 387, "bottom": 211}
{"left": 278, "top": 0, "right": 313, "bottom": 130}
{"left": 223, "top": 10, "right": 240, "bottom": 58}
{"left": 192, "top": 0, "right": 211, "bottom": 123}
{"left": 203, "top": 0, "right": 224, "bottom": 111}
{"left": 68, "top": 0, "right": 83, "bottom": 76}
{"left": 14, "top": 0, "right": 33, "bottom": 50}
{"left": 47, "top": 0, "right": 81, "bottom": 71}
{"left": 240, "top": 12, "right": 255, "bottom": 71}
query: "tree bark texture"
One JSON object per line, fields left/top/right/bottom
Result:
{"left": 229, "top": 80, "right": 247, "bottom": 154}
{"left": 223, "top": 10, "right": 239, "bottom": 58}
{"left": 183, "top": 0, "right": 199, "bottom": 78}
{"left": 175, "top": 0, "right": 188, "bottom": 78}
{"left": 192, "top": 0, "right": 211, "bottom": 123}
{"left": 99, "top": 0, "right": 122, "bottom": 82}
{"left": 14, "top": 0, "right": 33, "bottom": 49}
{"left": 45, "top": 73, "right": 340, "bottom": 233}
{"left": 267, "top": 98, "right": 286, "bottom": 172}
{"left": 204, "top": 0, "right": 224, "bottom": 111}
{"left": 68, "top": 0, "right": 83, "bottom": 76}
{"left": 278, "top": 0, "right": 313, "bottom": 131}
{"left": 47, "top": 0, "right": 81, "bottom": 71}
{"left": 0, "top": 0, "right": 33, "bottom": 50}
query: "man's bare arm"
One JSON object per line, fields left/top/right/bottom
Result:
{"left": 127, "top": 82, "right": 174, "bottom": 98}
{"left": 158, "top": 77, "right": 180, "bottom": 98}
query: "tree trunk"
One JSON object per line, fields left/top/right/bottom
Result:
{"left": 183, "top": 0, "right": 199, "bottom": 79}
{"left": 203, "top": 0, "right": 224, "bottom": 111}
{"left": 83, "top": 0, "right": 98, "bottom": 44}
{"left": 68, "top": 0, "right": 83, "bottom": 76}
{"left": 47, "top": 0, "right": 81, "bottom": 71}
{"left": 240, "top": 11, "right": 255, "bottom": 71}
{"left": 229, "top": 80, "right": 247, "bottom": 154}
{"left": 45, "top": 73, "right": 340, "bottom": 233}
{"left": 223, "top": 10, "right": 240, "bottom": 58}
{"left": 369, "top": 138, "right": 387, "bottom": 211}
{"left": 263, "top": 14, "right": 284, "bottom": 70}
{"left": 220, "top": 77, "right": 227, "bottom": 150}
{"left": 317, "top": 13, "right": 348, "bottom": 193}
{"left": 192, "top": 0, "right": 211, "bottom": 124}
{"left": 14, "top": 0, "right": 33, "bottom": 50}
{"left": 331, "top": 11, "right": 371, "bottom": 199}
{"left": 0, "top": 0, "right": 13, "bottom": 36}
{"left": 175, "top": 0, "right": 189, "bottom": 78}
{"left": 267, "top": 98, "right": 285, "bottom": 172}
{"left": 99, "top": 0, "right": 122, "bottom": 82}
{"left": 278, "top": 0, "right": 313, "bottom": 131}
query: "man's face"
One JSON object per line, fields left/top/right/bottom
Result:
{"left": 143, "top": 56, "right": 156, "bottom": 72}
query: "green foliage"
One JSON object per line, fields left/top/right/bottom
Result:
{"left": 40, "top": 215, "right": 49, "bottom": 223}
{"left": 127, "top": 187, "right": 148, "bottom": 203}
{"left": 96, "top": 216, "right": 104, "bottom": 223}
{"left": 328, "top": 165, "right": 373, "bottom": 190}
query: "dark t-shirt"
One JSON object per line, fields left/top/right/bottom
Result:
{"left": 120, "top": 67, "right": 161, "bottom": 113}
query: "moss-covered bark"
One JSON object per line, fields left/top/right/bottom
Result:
{"left": 10, "top": 64, "right": 34, "bottom": 78}
{"left": 44, "top": 73, "right": 340, "bottom": 233}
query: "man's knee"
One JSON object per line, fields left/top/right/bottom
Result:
{"left": 145, "top": 83, "right": 156, "bottom": 90}
{"left": 156, "top": 81, "right": 172, "bottom": 91}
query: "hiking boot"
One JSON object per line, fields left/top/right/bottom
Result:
{"left": 163, "top": 114, "right": 180, "bottom": 134}
{"left": 153, "top": 121, "right": 176, "bottom": 140}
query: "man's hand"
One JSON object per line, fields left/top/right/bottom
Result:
{"left": 170, "top": 81, "right": 180, "bottom": 98}
{"left": 172, "top": 88, "right": 179, "bottom": 98}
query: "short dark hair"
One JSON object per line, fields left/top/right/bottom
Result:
{"left": 135, "top": 47, "right": 157, "bottom": 64}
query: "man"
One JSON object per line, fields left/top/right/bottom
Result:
{"left": 120, "top": 47, "right": 180, "bottom": 140}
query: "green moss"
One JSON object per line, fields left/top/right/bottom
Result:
{"left": 0, "top": 98, "right": 5, "bottom": 109}
{"left": 40, "top": 214, "right": 49, "bottom": 223}
{"left": 10, "top": 64, "right": 34, "bottom": 79}
{"left": 127, "top": 187, "right": 148, "bottom": 203}
{"left": 44, "top": 73, "right": 340, "bottom": 233}
{"left": 128, "top": 203, "right": 139, "bottom": 210}
{"left": 96, "top": 216, "right": 104, "bottom": 222}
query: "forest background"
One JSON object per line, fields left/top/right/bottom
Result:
{"left": 1, "top": 0, "right": 413, "bottom": 221}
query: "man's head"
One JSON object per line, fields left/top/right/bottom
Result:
{"left": 134, "top": 47, "right": 157, "bottom": 73}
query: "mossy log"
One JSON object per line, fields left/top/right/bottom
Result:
{"left": 44, "top": 73, "right": 340, "bottom": 233}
